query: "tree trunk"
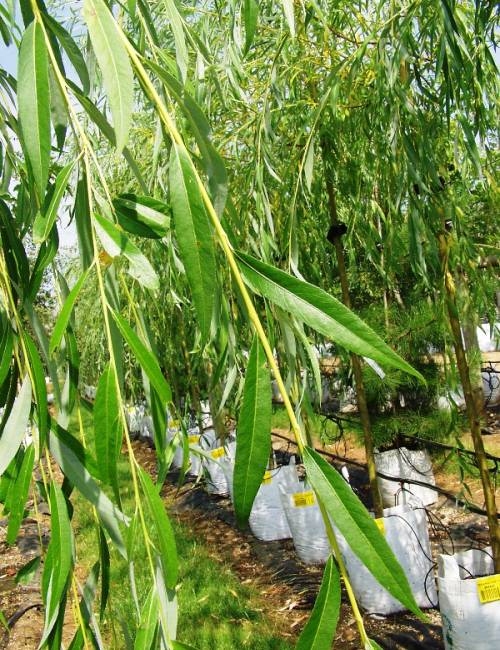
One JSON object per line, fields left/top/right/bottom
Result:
{"left": 438, "top": 231, "right": 500, "bottom": 572}
{"left": 321, "top": 145, "right": 384, "bottom": 517}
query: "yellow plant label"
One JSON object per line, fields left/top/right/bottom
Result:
{"left": 188, "top": 435, "right": 200, "bottom": 445}
{"left": 477, "top": 575, "right": 500, "bottom": 604}
{"left": 293, "top": 491, "right": 315, "bottom": 508}
{"left": 210, "top": 447, "right": 225, "bottom": 459}
{"left": 374, "top": 518, "right": 385, "bottom": 535}
{"left": 262, "top": 471, "right": 272, "bottom": 485}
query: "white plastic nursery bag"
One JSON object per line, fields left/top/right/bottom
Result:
{"left": 337, "top": 504, "right": 437, "bottom": 615}
{"left": 279, "top": 483, "right": 331, "bottom": 564}
{"left": 202, "top": 436, "right": 236, "bottom": 495}
{"left": 438, "top": 547, "right": 500, "bottom": 650}
{"left": 375, "top": 447, "right": 437, "bottom": 507}
{"left": 223, "top": 459, "right": 297, "bottom": 541}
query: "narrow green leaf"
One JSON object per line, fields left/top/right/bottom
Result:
{"left": 243, "top": 0, "right": 258, "bottom": 53}
{"left": 18, "top": 20, "right": 50, "bottom": 200}
{"left": 94, "top": 211, "right": 159, "bottom": 291}
{"left": 69, "top": 81, "right": 147, "bottom": 192}
{"left": 74, "top": 176, "right": 94, "bottom": 271}
{"left": 160, "top": 0, "right": 188, "bottom": 83}
{"left": 94, "top": 364, "right": 123, "bottom": 505}
{"left": 49, "top": 63, "right": 67, "bottom": 151}
{"left": 33, "top": 160, "right": 76, "bottom": 244}
{"left": 0, "top": 320, "right": 13, "bottom": 389}
{"left": 49, "top": 265, "right": 92, "bottom": 355}
{"left": 0, "top": 375, "right": 31, "bottom": 477}
{"left": 40, "top": 483, "right": 73, "bottom": 643}
{"left": 302, "top": 447, "right": 422, "bottom": 617}
{"left": 113, "top": 194, "right": 170, "bottom": 239}
{"left": 281, "top": 0, "right": 295, "bottom": 37}
{"left": 15, "top": 555, "right": 41, "bottom": 585}
{"left": 6, "top": 443, "right": 34, "bottom": 544}
{"left": 169, "top": 143, "right": 216, "bottom": 342}
{"left": 144, "top": 60, "right": 227, "bottom": 215}
{"left": 111, "top": 311, "right": 172, "bottom": 407}
{"left": 134, "top": 587, "right": 159, "bottom": 650}
{"left": 83, "top": 0, "right": 133, "bottom": 154}
{"left": 99, "top": 526, "right": 110, "bottom": 620}
{"left": 296, "top": 556, "right": 340, "bottom": 650}
{"left": 22, "top": 332, "right": 49, "bottom": 450}
{"left": 236, "top": 251, "right": 423, "bottom": 380}
{"left": 172, "top": 642, "right": 198, "bottom": 650}
{"left": 138, "top": 468, "right": 178, "bottom": 588}
{"left": 43, "top": 13, "right": 90, "bottom": 94}
{"left": 49, "top": 426, "right": 129, "bottom": 558}
{"left": 367, "top": 640, "right": 384, "bottom": 650}
{"left": 233, "top": 336, "right": 271, "bottom": 526}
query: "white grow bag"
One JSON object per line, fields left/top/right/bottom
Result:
{"left": 171, "top": 427, "right": 216, "bottom": 476}
{"left": 202, "top": 436, "right": 236, "bottom": 496}
{"left": 223, "top": 461, "right": 297, "bottom": 541}
{"left": 337, "top": 504, "right": 437, "bottom": 615}
{"left": 280, "top": 484, "right": 330, "bottom": 564}
{"left": 375, "top": 447, "right": 437, "bottom": 507}
{"left": 438, "top": 547, "right": 500, "bottom": 650}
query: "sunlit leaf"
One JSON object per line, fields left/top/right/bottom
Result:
{"left": 170, "top": 143, "right": 217, "bottom": 342}
{"left": 233, "top": 336, "right": 271, "bottom": 526}
{"left": 94, "top": 364, "right": 123, "bottom": 505}
{"left": 94, "top": 211, "right": 159, "bottom": 291}
{"left": 49, "top": 265, "right": 92, "bottom": 355}
{"left": 6, "top": 443, "right": 34, "bottom": 544}
{"left": 83, "top": 0, "right": 133, "bottom": 154}
{"left": 111, "top": 311, "right": 172, "bottom": 407}
{"left": 138, "top": 468, "right": 178, "bottom": 588}
{"left": 33, "top": 160, "right": 76, "bottom": 244}
{"left": 0, "top": 375, "right": 31, "bottom": 477}
{"left": 236, "top": 251, "right": 423, "bottom": 380}
{"left": 18, "top": 20, "right": 50, "bottom": 200}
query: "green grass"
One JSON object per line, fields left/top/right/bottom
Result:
{"left": 70, "top": 402, "right": 292, "bottom": 649}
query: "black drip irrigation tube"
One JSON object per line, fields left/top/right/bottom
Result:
{"left": 271, "top": 430, "right": 500, "bottom": 521}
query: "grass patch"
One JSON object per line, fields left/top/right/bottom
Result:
{"left": 70, "top": 402, "right": 292, "bottom": 649}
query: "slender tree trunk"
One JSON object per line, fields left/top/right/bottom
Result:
{"left": 321, "top": 144, "right": 384, "bottom": 517}
{"left": 438, "top": 231, "right": 500, "bottom": 572}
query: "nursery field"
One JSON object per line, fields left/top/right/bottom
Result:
{"left": 0, "top": 1, "right": 499, "bottom": 649}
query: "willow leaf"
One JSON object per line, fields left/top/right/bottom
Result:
{"left": 282, "top": 0, "right": 295, "bottom": 37}
{"left": 243, "top": 0, "right": 258, "bottom": 53}
{"left": 94, "top": 364, "right": 123, "bottom": 505}
{"left": 113, "top": 194, "right": 170, "bottom": 239}
{"left": 94, "top": 212, "right": 159, "bottom": 291}
{"left": 236, "top": 251, "right": 423, "bottom": 380}
{"left": 111, "top": 311, "right": 172, "bottom": 407}
{"left": 33, "top": 160, "right": 76, "bottom": 244}
{"left": 18, "top": 20, "right": 50, "bottom": 200}
{"left": 23, "top": 332, "right": 49, "bottom": 449}
{"left": 296, "top": 556, "right": 340, "bottom": 650}
{"left": 302, "top": 447, "right": 422, "bottom": 617}
{"left": 49, "top": 426, "right": 129, "bottom": 558}
{"left": 0, "top": 375, "right": 31, "bottom": 477}
{"left": 233, "top": 336, "right": 271, "bottom": 526}
{"left": 40, "top": 483, "right": 73, "bottom": 644}
{"left": 43, "top": 12, "right": 90, "bottom": 93}
{"left": 169, "top": 143, "right": 216, "bottom": 342}
{"left": 83, "top": 0, "right": 133, "bottom": 154}
{"left": 138, "top": 468, "right": 178, "bottom": 588}
{"left": 49, "top": 265, "right": 92, "bottom": 355}
{"left": 6, "top": 444, "right": 34, "bottom": 544}
{"left": 160, "top": 0, "right": 188, "bottom": 83}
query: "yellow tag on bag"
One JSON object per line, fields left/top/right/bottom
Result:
{"left": 262, "top": 471, "right": 272, "bottom": 485}
{"left": 476, "top": 575, "right": 500, "bottom": 604}
{"left": 374, "top": 518, "right": 386, "bottom": 535}
{"left": 292, "top": 491, "right": 316, "bottom": 507}
{"left": 210, "top": 447, "right": 225, "bottom": 459}
{"left": 188, "top": 435, "right": 200, "bottom": 445}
